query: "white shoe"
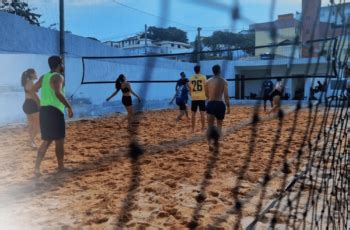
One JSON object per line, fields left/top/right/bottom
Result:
{"left": 30, "top": 141, "right": 37, "bottom": 149}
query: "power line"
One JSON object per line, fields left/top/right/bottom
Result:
{"left": 111, "top": 0, "right": 199, "bottom": 29}
{"left": 111, "top": 0, "right": 253, "bottom": 32}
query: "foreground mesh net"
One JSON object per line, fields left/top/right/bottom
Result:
{"left": 1, "top": 0, "right": 347, "bottom": 228}
{"left": 89, "top": 1, "right": 350, "bottom": 229}
{"left": 72, "top": 0, "right": 350, "bottom": 229}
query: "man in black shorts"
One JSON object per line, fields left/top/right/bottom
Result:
{"left": 205, "top": 65, "right": 230, "bottom": 145}
{"left": 189, "top": 65, "right": 207, "bottom": 132}
{"left": 31, "top": 56, "right": 74, "bottom": 176}
{"left": 261, "top": 79, "right": 273, "bottom": 112}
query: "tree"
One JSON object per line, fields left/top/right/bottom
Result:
{"left": 142, "top": 26, "right": 188, "bottom": 43}
{"left": 0, "top": 0, "right": 41, "bottom": 26}
{"left": 202, "top": 31, "right": 255, "bottom": 55}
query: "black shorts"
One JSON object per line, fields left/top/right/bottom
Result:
{"left": 271, "top": 90, "right": 282, "bottom": 98}
{"left": 176, "top": 102, "right": 186, "bottom": 111}
{"left": 176, "top": 98, "right": 186, "bottom": 111}
{"left": 206, "top": 101, "right": 226, "bottom": 120}
{"left": 263, "top": 93, "right": 272, "bottom": 102}
{"left": 23, "top": 99, "right": 39, "bottom": 115}
{"left": 122, "top": 96, "right": 132, "bottom": 107}
{"left": 40, "top": 106, "right": 65, "bottom": 141}
{"left": 191, "top": 100, "right": 206, "bottom": 112}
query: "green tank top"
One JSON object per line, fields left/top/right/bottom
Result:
{"left": 40, "top": 72, "right": 65, "bottom": 113}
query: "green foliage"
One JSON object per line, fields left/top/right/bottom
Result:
{"left": 202, "top": 31, "right": 255, "bottom": 55}
{"left": 142, "top": 26, "right": 188, "bottom": 43}
{"left": 0, "top": 0, "right": 41, "bottom": 26}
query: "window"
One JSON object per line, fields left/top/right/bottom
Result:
{"left": 178, "top": 45, "right": 181, "bottom": 48}
{"left": 171, "top": 44, "right": 174, "bottom": 47}
{"left": 330, "top": 80, "right": 346, "bottom": 90}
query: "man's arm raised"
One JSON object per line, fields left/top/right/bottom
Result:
{"left": 30, "top": 76, "right": 43, "bottom": 93}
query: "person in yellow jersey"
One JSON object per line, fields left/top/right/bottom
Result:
{"left": 31, "top": 56, "right": 73, "bottom": 176}
{"left": 189, "top": 65, "right": 207, "bottom": 132}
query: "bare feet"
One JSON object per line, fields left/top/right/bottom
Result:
{"left": 57, "top": 167, "right": 73, "bottom": 174}
{"left": 34, "top": 168, "right": 41, "bottom": 177}
{"left": 29, "top": 141, "right": 37, "bottom": 149}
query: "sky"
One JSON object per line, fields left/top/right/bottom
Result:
{"left": 27, "top": 0, "right": 348, "bottom": 42}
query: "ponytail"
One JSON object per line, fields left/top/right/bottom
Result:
{"left": 21, "top": 68, "right": 36, "bottom": 87}
{"left": 21, "top": 70, "right": 28, "bottom": 87}
{"left": 115, "top": 74, "right": 125, "bottom": 92}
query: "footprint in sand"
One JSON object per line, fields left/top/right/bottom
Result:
{"left": 88, "top": 216, "right": 109, "bottom": 224}
{"left": 99, "top": 149, "right": 109, "bottom": 155}
{"left": 209, "top": 191, "right": 220, "bottom": 197}
{"left": 164, "top": 180, "right": 177, "bottom": 189}
{"left": 106, "top": 181, "right": 117, "bottom": 188}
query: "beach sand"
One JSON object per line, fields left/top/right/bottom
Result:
{"left": 0, "top": 105, "right": 329, "bottom": 229}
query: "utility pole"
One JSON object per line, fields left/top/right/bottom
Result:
{"left": 145, "top": 24, "right": 148, "bottom": 54}
{"left": 197, "top": 27, "right": 202, "bottom": 64}
{"left": 59, "top": 0, "right": 65, "bottom": 74}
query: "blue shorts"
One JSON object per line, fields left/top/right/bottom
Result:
{"left": 206, "top": 101, "right": 226, "bottom": 120}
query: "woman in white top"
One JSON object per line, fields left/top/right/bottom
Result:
{"left": 269, "top": 77, "right": 284, "bottom": 114}
{"left": 21, "top": 69, "right": 40, "bottom": 148}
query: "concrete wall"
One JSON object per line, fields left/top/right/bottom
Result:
{"left": 0, "top": 12, "right": 198, "bottom": 125}
{"left": 0, "top": 11, "right": 128, "bottom": 57}
{"left": 0, "top": 54, "right": 197, "bottom": 125}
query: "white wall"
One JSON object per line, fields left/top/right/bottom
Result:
{"left": 0, "top": 12, "right": 200, "bottom": 125}
{"left": 0, "top": 54, "right": 49, "bottom": 124}
{"left": 200, "top": 60, "right": 236, "bottom": 97}
{"left": 0, "top": 52, "right": 201, "bottom": 125}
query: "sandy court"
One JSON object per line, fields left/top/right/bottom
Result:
{"left": 0, "top": 105, "right": 330, "bottom": 229}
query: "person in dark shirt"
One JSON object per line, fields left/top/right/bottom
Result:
{"left": 176, "top": 72, "right": 189, "bottom": 93}
{"left": 316, "top": 81, "right": 325, "bottom": 92}
{"left": 261, "top": 79, "right": 274, "bottom": 112}
{"left": 170, "top": 72, "right": 190, "bottom": 121}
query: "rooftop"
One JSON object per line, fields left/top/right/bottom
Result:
{"left": 250, "top": 14, "right": 299, "bottom": 31}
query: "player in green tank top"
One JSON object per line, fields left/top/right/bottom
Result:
{"left": 40, "top": 72, "right": 66, "bottom": 113}
{"left": 31, "top": 56, "right": 73, "bottom": 176}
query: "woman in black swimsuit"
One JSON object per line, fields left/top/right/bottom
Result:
{"left": 21, "top": 68, "right": 40, "bottom": 148}
{"left": 106, "top": 74, "right": 141, "bottom": 128}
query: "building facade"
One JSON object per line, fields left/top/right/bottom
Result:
{"left": 250, "top": 14, "right": 301, "bottom": 59}
{"left": 104, "top": 34, "right": 192, "bottom": 55}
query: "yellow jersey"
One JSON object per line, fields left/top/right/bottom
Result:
{"left": 189, "top": 74, "right": 207, "bottom": 101}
